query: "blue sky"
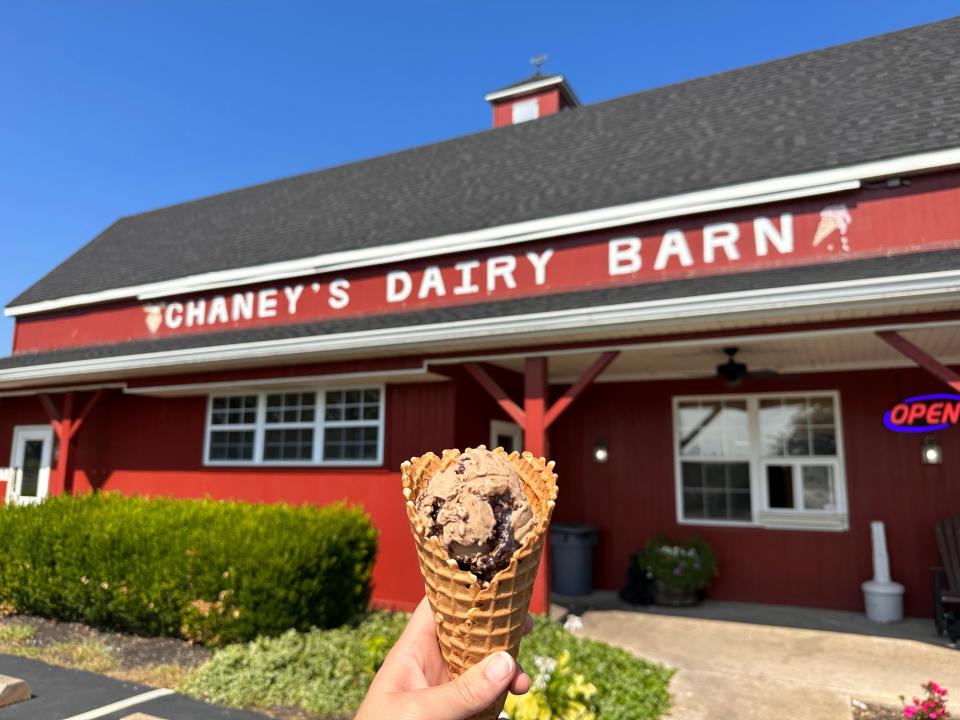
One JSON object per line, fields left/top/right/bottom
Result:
{"left": 1, "top": 1, "right": 956, "bottom": 356}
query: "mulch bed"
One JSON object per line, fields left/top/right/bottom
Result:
{"left": 0, "top": 615, "right": 337, "bottom": 719}
{"left": 1, "top": 614, "right": 211, "bottom": 670}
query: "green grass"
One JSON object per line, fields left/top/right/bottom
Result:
{"left": 0, "top": 623, "right": 36, "bottom": 643}
{"left": 181, "top": 612, "right": 672, "bottom": 719}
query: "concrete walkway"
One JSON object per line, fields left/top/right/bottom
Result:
{"left": 553, "top": 593, "right": 959, "bottom": 719}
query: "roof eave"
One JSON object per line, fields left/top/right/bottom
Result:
{"left": 7, "top": 146, "right": 960, "bottom": 318}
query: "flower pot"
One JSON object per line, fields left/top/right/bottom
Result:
{"left": 654, "top": 581, "right": 700, "bottom": 607}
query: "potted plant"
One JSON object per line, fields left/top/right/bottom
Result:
{"left": 631, "top": 535, "right": 717, "bottom": 607}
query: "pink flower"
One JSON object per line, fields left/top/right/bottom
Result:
{"left": 903, "top": 706, "right": 918, "bottom": 718}
{"left": 928, "top": 681, "right": 947, "bottom": 696}
{"left": 929, "top": 710, "right": 941, "bottom": 719}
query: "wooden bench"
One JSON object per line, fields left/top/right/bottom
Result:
{"left": 933, "top": 514, "right": 960, "bottom": 639}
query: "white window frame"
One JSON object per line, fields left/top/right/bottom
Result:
{"left": 203, "top": 385, "right": 385, "bottom": 467}
{"left": 511, "top": 97, "right": 540, "bottom": 124}
{"left": 490, "top": 419, "right": 523, "bottom": 453}
{"left": 672, "top": 390, "right": 848, "bottom": 532}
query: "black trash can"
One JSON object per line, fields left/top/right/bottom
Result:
{"left": 550, "top": 523, "right": 597, "bottom": 596}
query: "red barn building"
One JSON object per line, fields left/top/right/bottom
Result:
{"left": 3, "top": 19, "right": 960, "bottom": 617}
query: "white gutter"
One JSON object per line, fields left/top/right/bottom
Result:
{"left": 7, "top": 145, "right": 960, "bottom": 318}
{"left": 1, "top": 269, "right": 959, "bottom": 387}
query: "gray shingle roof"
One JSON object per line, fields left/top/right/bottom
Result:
{"left": 10, "top": 17, "right": 960, "bottom": 309}
{"left": 3, "top": 247, "right": 957, "bottom": 371}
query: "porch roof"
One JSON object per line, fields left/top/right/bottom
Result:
{"left": 1, "top": 247, "right": 959, "bottom": 389}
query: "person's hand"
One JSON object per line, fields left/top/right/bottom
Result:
{"left": 356, "top": 596, "right": 532, "bottom": 720}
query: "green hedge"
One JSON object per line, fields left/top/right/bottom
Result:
{"left": 0, "top": 493, "right": 378, "bottom": 646}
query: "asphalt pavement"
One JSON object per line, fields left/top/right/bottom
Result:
{"left": 0, "top": 654, "right": 268, "bottom": 720}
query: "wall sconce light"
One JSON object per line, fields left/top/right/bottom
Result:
{"left": 922, "top": 434, "right": 942, "bottom": 465}
{"left": 593, "top": 442, "right": 608, "bottom": 463}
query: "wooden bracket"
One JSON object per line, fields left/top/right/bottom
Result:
{"left": 463, "top": 363, "right": 526, "bottom": 427}
{"left": 544, "top": 351, "right": 619, "bottom": 428}
{"left": 877, "top": 331, "right": 960, "bottom": 392}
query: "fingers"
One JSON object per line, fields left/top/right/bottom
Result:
{"left": 397, "top": 596, "right": 440, "bottom": 649}
{"left": 522, "top": 613, "right": 534, "bottom": 636}
{"left": 416, "top": 651, "right": 518, "bottom": 720}
{"left": 510, "top": 659, "right": 531, "bottom": 695}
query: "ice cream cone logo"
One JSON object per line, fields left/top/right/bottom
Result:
{"left": 813, "top": 204, "right": 853, "bottom": 252}
{"left": 143, "top": 305, "right": 163, "bottom": 333}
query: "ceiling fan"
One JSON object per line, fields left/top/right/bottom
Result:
{"left": 715, "top": 347, "right": 782, "bottom": 386}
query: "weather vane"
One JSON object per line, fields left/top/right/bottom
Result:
{"left": 530, "top": 54, "right": 548, "bottom": 74}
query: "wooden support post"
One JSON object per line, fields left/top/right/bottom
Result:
{"left": 523, "top": 356, "right": 550, "bottom": 614}
{"left": 41, "top": 392, "right": 73, "bottom": 497}
{"left": 524, "top": 357, "right": 549, "bottom": 459}
{"left": 36, "top": 390, "right": 104, "bottom": 496}
{"left": 463, "top": 353, "right": 618, "bottom": 615}
{"left": 877, "top": 331, "right": 960, "bottom": 391}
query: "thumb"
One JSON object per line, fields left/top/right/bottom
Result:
{"left": 421, "top": 651, "right": 515, "bottom": 719}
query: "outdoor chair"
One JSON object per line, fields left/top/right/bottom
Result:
{"left": 933, "top": 514, "right": 960, "bottom": 641}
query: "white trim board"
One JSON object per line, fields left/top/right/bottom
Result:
{"left": 7, "top": 145, "right": 960, "bottom": 317}
{"left": 127, "top": 367, "right": 442, "bottom": 397}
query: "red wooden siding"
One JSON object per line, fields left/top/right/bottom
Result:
{"left": 548, "top": 366, "right": 960, "bottom": 617}
{"left": 1, "top": 366, "right": 957, "bottom": 616}
{"left": 492, "top": 88, "right": 561, "bottom": 127}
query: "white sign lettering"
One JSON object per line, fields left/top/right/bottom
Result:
{"left": 148, "top": 209, "right": 817, "bottom": 334}
{"left": 608, "top": 237, "right": 642, "bottom": 276}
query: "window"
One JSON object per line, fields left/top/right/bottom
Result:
{"left": 322, "top": 389, "right": 381, "bottom": 461}
{"left": 263, "top": 393, "right": 315, "bottom": 461}
{"left": 208, "top": 395, "right": 257, "bottom": 461}
{"left": 674, "top": 393, "right": 847, "bottom": 531}
{"left": 511, "top": 98, "right": 540, "bottom": 124}
{"left": 759, "top": 397, "right": 839, "bottom": 513}
{"left": 204, "top": 387, "right": 383, "bottom": 466}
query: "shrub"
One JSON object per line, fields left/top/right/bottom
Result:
{"left": 632, "top": 535, "right": 716, "bottom": 591}
{"left": 504, "top": 650, "right": 598, "bottom": 720}
{"left": 184, "top": 613, "right": 672, "bottom": 719}
{"left": 517, "top": 617, "right": 673, "bottom": 720}
{"left": 181, "top": 611, "right": 407, "bottom": 715}
{"left": 0, "top": 493, "right": 377, "bottom": 645}
{"left": 900, "top": 681, "right": 949, "bottom": 719}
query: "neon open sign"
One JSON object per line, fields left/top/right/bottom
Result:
{"left": 883, "top": 394, "right": 960, "bottom": 433}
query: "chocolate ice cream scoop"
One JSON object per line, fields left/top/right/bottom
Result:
{"left": 416, "top": 446, "right": 536, "bottom": 583}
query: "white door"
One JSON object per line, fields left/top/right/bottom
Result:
{"left": 8, "top": 426, "right": 54, "bottom": 506}
{"left": 490, "top": 419, "right": 524, "bottom": 454}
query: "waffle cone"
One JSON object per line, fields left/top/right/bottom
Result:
{"left": 402, "top": 446, "right": 558, "bottom": 720}
{"left": 812, "top": 216, "right": 837, "bottom": 246}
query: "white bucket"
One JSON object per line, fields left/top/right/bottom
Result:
{"left": 862, "top": 579, "right": 905, "bottom": 623}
